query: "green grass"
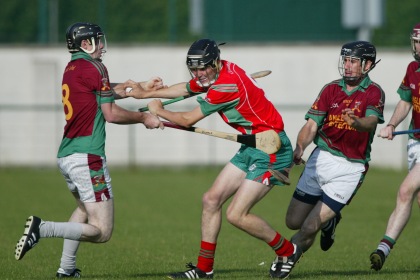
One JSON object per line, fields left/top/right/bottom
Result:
{"left": 1, "top": 165, "right": 420, "bottom": 279}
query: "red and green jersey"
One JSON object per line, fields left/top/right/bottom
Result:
{"left": 397, "top": 61, "right": 420, "bottom": 139}
{"left": 307, "top": 77, "right": 385, "bottom": 163}
{"left": 57, "top": 52, "right": 115, "bottom": 158}
{"left": 187, "top": 60, "right": 284, "bottom": 135}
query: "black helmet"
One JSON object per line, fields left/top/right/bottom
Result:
{"left": 186, "top": 39, "right": 220, "bottom": 69}
{"left": 338, "top": 41, "right": 377, "bottom": 86}
{"left": 65, "top": 22, "right": 105, "bottom": 54}
{"left": 410, "top": 22, "right": 420, "bottom": 61}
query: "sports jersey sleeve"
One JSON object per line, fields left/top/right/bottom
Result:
{"left": 397, "top": 62, "right": 419, "bottom": 102}
{"left": 196, "top": 95, "right": 239, "bottom": 116}
{"left": 197, "top": 76, "right": 239, "bottom": 115}
{"left": 305, "top": 84, "right": 330, "bottom": 126}
{"left": 365, "top": 86, "right": 385, "bottom": 124}
{"left": 397, "top": 61, "right": 420, "bottom": 138}
{"left": 187, "top": 79, "right": 208, "bottom": 95}
{"left": 89, "top": 59, "right": 114, "bottom": 104}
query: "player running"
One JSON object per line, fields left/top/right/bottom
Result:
{"left": 370, "top": 22, "right": 420, "bottom": 271}
{"left": 140, "top": 38, "right": 300, "bottom": 279}
{"left": 283, "top": 41, "right": 385, "bottom": 275}
{"left": 14, "top": 22, "right": 162, "bottom": 278}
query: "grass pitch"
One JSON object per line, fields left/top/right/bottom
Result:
{"left": 1, "top": 165, "right": 420, "bottom": 279}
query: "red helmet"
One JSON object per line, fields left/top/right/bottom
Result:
{"left": 410, "top": 23, "right": 420, "bottom": 61}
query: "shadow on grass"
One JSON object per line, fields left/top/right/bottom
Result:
{"left": 125, "top": 268, "right": 268, "bottom": 279}
{"left": 290, "top": 267, "right": 420, "bottom": 279}
{"left": 33, "top": 266, "right": 420, "bottom": 279}
{"left": 125, "top": 267, "right": 420, "bottom": 279}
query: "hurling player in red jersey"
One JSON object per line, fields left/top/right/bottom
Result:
{"left": 145, "top": 39, "right": 299, "bottom": 279}
{"left": 14, "top": 22, "right": 163, "bottom": 278}
{"left": 370, "top": 23, "right": 420, "bottom": 271}
{"left": 284, "top": 41, "right": 384, "bottom": 276}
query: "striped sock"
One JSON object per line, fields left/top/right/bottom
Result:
{"left": 377, "top": 235, "right": 396, "bottom": 257}
{"left": 196, "top": 241, "right": 216, "bottom": 273}
{"left": 268, "top": 232, "right": 294, "bottom": 257}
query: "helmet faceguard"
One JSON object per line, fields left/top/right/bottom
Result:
{"left": 410, "top": 23, "right": 420, "bottom": 61}
{"left": 186, "top": 39, "right": 221, "bottom": 87}
{"left": 338, "top": 41, "right": 377, "bottom": 86}
{"left": 66, "top": 22, "right": 107, "bottom": 60}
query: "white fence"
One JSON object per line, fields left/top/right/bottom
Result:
{"left": 0, "top": 44, "right": 411, "bottom": 169}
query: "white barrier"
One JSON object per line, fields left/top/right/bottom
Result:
{"left": 0, "top": 44, "right": 411, "bottom": 169}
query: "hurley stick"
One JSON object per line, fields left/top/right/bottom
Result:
{"left": 269, "top": 159, "right": 306, "bottom": 185}
{"left": 392, "top": 128, "right": 420, "bottom": 136}
{"left": 162, "top": 121, "right": 280, "bottom": 154}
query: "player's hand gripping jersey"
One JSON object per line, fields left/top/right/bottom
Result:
{"left": 187, "top": 60, "right": 284, "bottom": 135}
{"left": 58, "top": 52, "right": 115, "bottom": 158}
{"left": 307, "top": 77, "right": 385, "bottom": 163}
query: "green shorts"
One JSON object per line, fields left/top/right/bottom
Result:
{"left": 230, "top": 131, "right": 293, "bottom": 186}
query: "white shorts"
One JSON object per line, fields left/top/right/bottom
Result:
{"left": 296, "top": 148, "right": 366, "bottom": 204}
{"left": 407, "top": 139, "right": 420, "bottom": 170}
{"left": 57, "top": 153, "right": 113, "bottom": 203}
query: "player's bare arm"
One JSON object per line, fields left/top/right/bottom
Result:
{"left": 101, "top": 102, "right": 162, "bottom": 128}
{"left": 139, "top": 77, "right": 165, "bottom": 91}
{"left": 294, "top": 118, "right": 318, "bottom": 163}
{"left": 148, "top": 100, "right": 205, "bottom": 127}
{"left": 378, "top": 100, "right": 412, "bottom": 140}
{"left": 125, "top": 81, "right": 188, "bottom": 99}
{"left": 111, "top": 77, "right": 166, "bottom": 99}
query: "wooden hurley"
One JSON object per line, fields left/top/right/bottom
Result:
{"left": 162, "top": 121, "right": 280, "bottom": 154}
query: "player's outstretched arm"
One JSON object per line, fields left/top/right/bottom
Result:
{"left": 148, "top": 99, "right": 205, "bottom": 128}
{"left": 111, "top": 77, "right": 166, "bottom": 100}
{"left": 294, "top": 119, "right": 318, "bottom": 163}
{"left": 125, "top": 81, "right": 188, "bottom": 99}
{"left": 101, "top": 102, "right": 163, "bottom": 129}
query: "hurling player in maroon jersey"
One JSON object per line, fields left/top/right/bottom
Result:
{"left": 370, "top": 22, "right": 420, "bottom": 271}
{"left": 284, "top": 41, "right": 384, "bottom": 277}
{"left": 14, "top": 22, "right": 163, "bottom": 278}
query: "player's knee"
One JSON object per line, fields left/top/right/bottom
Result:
{"left": 398, "top": 185, "right": 415, "bottom": 202}
{"left": 226, "top": 209, "right": 241, "bottom": 227}
{"left": 202, "top": 191, "right": 220, "bottom": 210}
{"left": 285, "top": 214, "right": 301, "bottom": 230}
{"left": 89, "top": 225, "right": 113, "bottom": 243}
{"left": 96, "top": 231, "right": 113, "bottom": 243}
{"left": 286, "top": 221, "right": 300, "bottom": 230}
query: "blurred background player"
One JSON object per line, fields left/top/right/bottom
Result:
{"left": 14, "top": 22, "right": 162, "bottom": 278}
{"left": 284, "top": 41, "right": 384, "bottom": 272}
{"left": 370, "top": 22, "right": 420, "bottom": 271}
{"left": 145, "top": 38, "right": 300, "bottom": 279}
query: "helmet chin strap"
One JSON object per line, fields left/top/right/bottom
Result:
{"left": 364, "top": 59, "right": 381, "bottom": 75}
{"left": 79, "top": 37, "right": 106, "bottom": 61}
{"left": 80, "top": 37, "right": 97, "bottom": 54}
{"left": 344, "top": 59, "right": 381, "bottom": 86}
